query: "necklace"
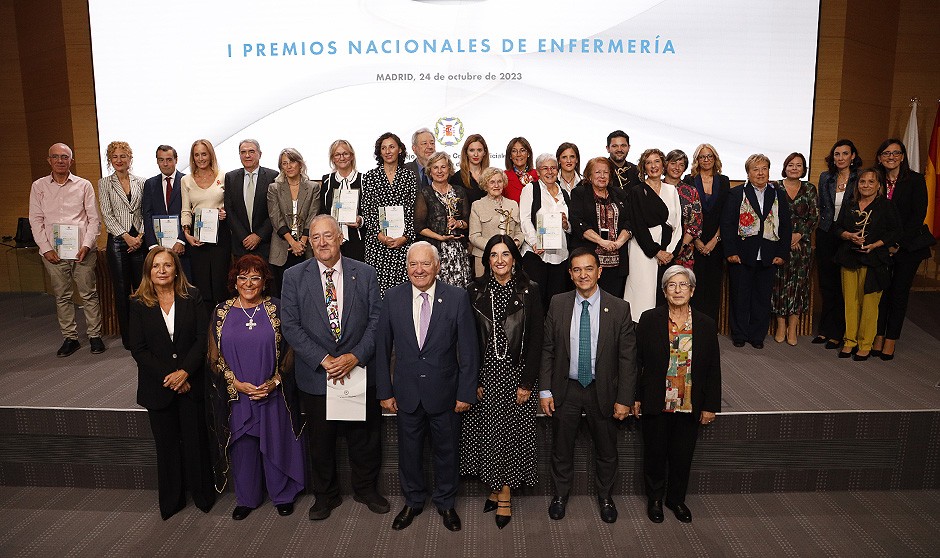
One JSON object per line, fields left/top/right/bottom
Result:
{"left": 490, "top": 289, "right": 509, "bottom": 360}
{"left": 238, "top": 297, "right": 261, "bottom": 330}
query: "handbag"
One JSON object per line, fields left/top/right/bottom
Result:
{"left": 904, "top": 223, "right": 937, "bottom": 252}
{"left": 14, "top": 217, "right": 36, "bottom": 247}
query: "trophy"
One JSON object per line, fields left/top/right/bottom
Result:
{"left": 444, "top": 196, "right": 462, "bottom": 237}
{"left": 494, "top": 206, "right": 514, "bottom": 236}
{"left": 853, "top": 209, "right": 871, "bottom": 251}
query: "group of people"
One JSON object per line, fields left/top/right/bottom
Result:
{"left": 25, "top": 126, "right": 931, "bottom": 530}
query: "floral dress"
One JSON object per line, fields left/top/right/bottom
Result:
{"left": 772, "top": 181, "right": 819, "bottom": 315}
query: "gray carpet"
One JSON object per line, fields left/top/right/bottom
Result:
{"left": 0, "top": 486, "right": 938, "bottom": 557}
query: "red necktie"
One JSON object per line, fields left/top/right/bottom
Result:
{"left": 165, "top": 177, "right": 173, "bottom": 212}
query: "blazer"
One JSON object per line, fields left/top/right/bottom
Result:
{"left": 684, "top": 173, "right": 730, "bottom": 242}
{"left": 468, "top": 279, "right": 544, "bottom": 389}
{"left": 832, "top": 195, "right": 900, "bottom": 292}
{"left": 97, "top": 173, "right": 145, "bottom": 238}
{"left": 721, "top": 183, "right": 792, "bottom": 267}
{"left": 634, "top": 305, "right": 721, "bottom": 420}
{"left": 817, "top": 170, "right": 857, "bottom": 233}
{"left": 568, "top": 183, "right": 631, "bottom": 276}
{"left": 266, "top": 178, "right": 321, "bottom": 266}
{"left": 143, "top": 171, "right": 184, "bottom": 248}
{"left": 281, "top": 256, "right": 381, "bottom": 395}
{"left": 224, "top": 166, "right": 279, "bottom": 257}
{"left": 129, "top": 289, "right": 208, "bottom": 410}
{"left": 468, "top": 196, "right": 524, "bottom": 257}
{"left": 375, "top": 280, "right": 480, "bottom": 414}
{"left": 404, "top": 160, "right": 429, "bottom": 186}
{"left": 889, "top": 170, "right": 931, "bottom": 258}
{"left": 319, "top": 172, "right": 365, "bottom": 242}
{"left": 540, "top": 289, "right": 637, "bottom": 416}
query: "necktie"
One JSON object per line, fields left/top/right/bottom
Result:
{"left": 245, "top": 171, "right": 256, "bottom": 231}
{"left": 418, "top": 292, "right": 430, "bottom": 349}
{"left": 578, "top": 300, "right": 592, "bottom": 387}
{"left": 325, "top": 269, "right": 340, "bottom": 340}
{"left": 165, "top": 177, "right": 173, "bottom": 212}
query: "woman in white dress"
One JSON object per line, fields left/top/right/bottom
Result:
{"left": 624, "top": 149, "right": 682, "bottom": 319}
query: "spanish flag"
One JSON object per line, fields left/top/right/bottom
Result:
{"left": 928, "top": 104, "right": 940, "bottom": 236}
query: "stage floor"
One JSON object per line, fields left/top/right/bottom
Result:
{"left": 2, "top": 293, "right": 939, "bottom": 413}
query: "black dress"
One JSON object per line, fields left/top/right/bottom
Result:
{"left": 461, "top": 278, "right": 543, "bottom": 491}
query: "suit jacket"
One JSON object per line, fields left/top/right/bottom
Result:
{"left": 224, "top": 166, "right": 279, "bottom": 258}
{"left": 540, "top": 289, "right": 637, "bottom": 416}
{"left": 634, "top": 305, "right": 721, "bottom": 420}
{"left": 143, "top": 171, "right": 184, "bottom": 248}
{"left": 375, "top": 280, "right": 480, "bottom": 414}
{"left": 721, "top": 183, "right": 792, "bottom": 267}
{"left": 281, "top": 256, "right": 381, "bottom": 395}
{"left": 266, "top": 178, "right": 321, "bottom": 266}
{"left": 129, "top": 289, "right": 207, "bottom": 410}
{"left": 467, "top": 196, "right": 524, "bottom": 257}
{"left": 404, "top": 160, "right": 430, "bottom": 187}
{"left": 817, "top": 170, "right": 857, "bottom": 233}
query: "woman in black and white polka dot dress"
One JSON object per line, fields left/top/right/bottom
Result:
{"left": 361, "top": 132, "right": 417, "bottom": 297}
{"left": 462, "top": 234, "right": 544, "bottom": 529}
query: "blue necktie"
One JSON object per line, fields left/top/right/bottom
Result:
{"left": 578, "top": 300, "right": 592, "bottom": 387}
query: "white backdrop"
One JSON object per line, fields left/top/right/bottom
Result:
{"left": 88, "top": 0, "right": 820, "bottom": 180}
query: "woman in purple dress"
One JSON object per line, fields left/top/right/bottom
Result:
{"left": 208, "top": 254, "right": 305, "bottom": 520}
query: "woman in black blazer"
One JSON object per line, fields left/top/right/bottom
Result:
{"left": 685, "top": 143, "right": 730, "bottom": 322}
{"left": 318, "top": 139, "right": 365, "bottom": 261}
{"left": 569, "top": 156, "right": 632, "bottom": 296}
{"left": 633, "top": 265, "right": 721, "bottom": 524}
{"left": 872, "top": 139, "right": 933, "bottom": 360}
{"left": 129, "top": 246, "right": 216, "bottom": 520}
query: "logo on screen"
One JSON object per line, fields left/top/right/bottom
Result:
{"left": 434, "top": 117, "right": 464, "bottom": 147}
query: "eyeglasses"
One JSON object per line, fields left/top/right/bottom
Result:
{"left": 48, "top": 155, "right": 71, "bottom": 161}
{"left": 697, "top": 154, "right": 715, "bottom": 161}
{"left": 236, "top": 275, "right": 263, "bottom": 283}
{"left": 665, "top": 281, "right": 691, "bottom": 291}
{"left": 332, "top": 152, "right": 351, "bottom": 159}
{"left": 880, "top": 150, "right": 903, "bottom": 157}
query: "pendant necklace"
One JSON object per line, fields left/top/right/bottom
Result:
{"left": 238, "top": 297, "right": 261, "bottom": 331}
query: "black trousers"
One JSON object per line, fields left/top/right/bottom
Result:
{"left": 641, "top": 412, "right": 700, "bottom": 505}
{"left": 877, "top": 250, "right": 924, "bottom": 340}
{"left": 271, "top": 253, "right": 306, "bottom": 299}
{"left": 146, "top": 395, "right": 216, "bottom": 519}
{"left": 188, "top": 230, "right": 232, "bottom": 314}
{"left": 301, "top": 387, "right": 383, "bottom": 500}
{"left": 106, "top": 234, "right": 145, "bottom": 348}
{"left": 396, "top": 402, "right": 461, "bottom": 510}
{"left": 691, "top": 246, "right": 723, "bottom": 323}
{"left": 815, "top": 230, "right": 845, "bottom": 340}
{"left": 597, "top": 268, "right": 626, "bottom": 299}
{"left": 522, "top": 251, "right": 572, "bottom": 309}
{"left": 728, "top": 262, "right": 775, "bottom": 343}
{"left": 551, "top": 379, "right": 619, "bottom": 498}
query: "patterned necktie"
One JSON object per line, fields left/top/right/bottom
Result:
{"left": 245, "top": 171, "right": 256, "bottom": 231}
{"left": 325, "top": 269, "right": 340, "bottom": 340}
{"left": 578, "top": 300, "right": 592, "bottom": 387}
{"left": 165, "top": 177, "right": 173, "bottom": 212}
{"left": 418, "top": 292, "right": 430, "bottom": 349}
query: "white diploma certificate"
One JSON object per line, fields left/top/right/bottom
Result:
{"left": 333, "top": 189, "right": 360, "bottom": 225}
{"left": 379, "top": 205, "right": 406, "bottom": 238}
{"left": 537, "top": 211, "right": 564, "bottom": 250}
{"left": 326, "top": 365, "right": 367, "bottom": 421}
{"left": 53, "top": 224, "right": 80, "bottom": 259}
{"left": 194, "top": 208, "right": 219, "bottom": 244}
{"left": 153, "top": 215, "right": 180, "bottom": 248}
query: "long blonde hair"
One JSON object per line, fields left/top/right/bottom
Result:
{"left": 189, "top": 139, "right": 219, "bottom": 177}
{"left": 131, "top": 247, "right": 193, "bottom": 307}
{"left": 689, "top": 143, "right": 723, "bottom": 176}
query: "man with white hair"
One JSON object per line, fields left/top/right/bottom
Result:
{"left": 224, "top": 139, "right": 278, "bottom": 261}
{"left": 404, "top": 128, "right": 436, "bottom": 187}
{"left": 375, "top": 241, "right": 479, "bottom": 532}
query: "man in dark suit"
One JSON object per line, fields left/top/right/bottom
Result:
{"left": 281, "top": 215, "right": 389, "bottom": 521}
{"left": 540, "top": 246, "right": 637, "bottom": 524}
{"left": 375, "top": 241, "right": 479, "bottom": 532}
{"left": 142, "top": 145, "right": 190, "bottom": 277}
{"left": 403, "top": 127, "right": 435, "bottom": 187}
{"left": 720, "top": 154, "right": 792, "bottom": 349}
{"left": 606, "top": 130, "right": 641, "bottom": 191}
{"left": 224, "top": 139, "right": 278, "bottom": 261}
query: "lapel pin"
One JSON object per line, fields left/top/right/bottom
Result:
{"left": 604, "top": 307, "right": 609, "bottom": 313}
{"left": 438, "top": 298, "right": 443, "bottom": 303}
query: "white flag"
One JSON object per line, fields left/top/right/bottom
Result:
{"left": 903, "top": 99, "right": 921, "bottom": 172}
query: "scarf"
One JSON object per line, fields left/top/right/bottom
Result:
{"left": 738, "top": 184, "right": 779, "bottom": 241}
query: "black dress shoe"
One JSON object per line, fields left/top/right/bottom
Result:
{"left": 483, "top": 497, "right": 498, "bottom": 513}
{"left": 308, "top": 495, "right": 342, "bottom": 520}
{"left": 750, "top": 341, "right": 764, "bottom": 349}
{"left": 666, "top": 501, "right": 692, "bottom": 523}
{"left": 597, "top": 497, "right": 618, "bottom": 523}
{"left": 647, "top": 499, "right": 664, "bottom": 523}
{"left": 439, "top": 508, "right": 461, "bottom": 532}
{"left": 825, "top": 339, "right": 842, "bottom": 350}
{"left": 56, "top": 338, "right": 80, "bottom": 357}
{"left": 853, "top": 353, "right": 870, "bottom": 361}
{"left": 495, "top": 498, "right": 511, "bottom": 529}
{"left": 89, "top": 337, "right": 106, "bottom": 354}
{"left": 838, "top": 349, "right": 853, "bottom": 358}
{"left": 276, "top": 502, "right": 294, "bottom": 516}
{"left": 232, "top": 505, "right": 254, "bottom": 520}
{"left": 870, "top": 349, "right": 883, "bottom": 358}
{"left": 391, "top": 505, "right": 423, "bottom": 530}
{"left": 811, "top": 335, "right": 828, "bottom": 344}
{"left": 548, "top": 496, "right": 567, "bottom": 520}
{"left": 354, "top": 492, "right": 390, "bottom": 514}
{"left": 880, "top": 352, "right": 895, "bottom": 361}
{"left": 732, "top": 340, "right": 746, "bottom": 348}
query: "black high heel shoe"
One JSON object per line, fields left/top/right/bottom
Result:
{"left": 495, "top": 499, "right": 511, "bottom": 529}
{"left": 483, "top": 497, "right": 498, "bottom": 513}
{"left": 812, "top": 335, "right": 828, "bottom": 345}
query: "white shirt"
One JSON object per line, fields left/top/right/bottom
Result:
{"left": 411, "top": 281, "right": 437, "bottom": 345}
{"left": 161, "top": 302, "right": 176, "bottom": 342}
{"left": 317, "top": 258, "right": 345, "bottom": 323}
{"left": 752, "top": 183, "right": 769, "bottom": 261}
